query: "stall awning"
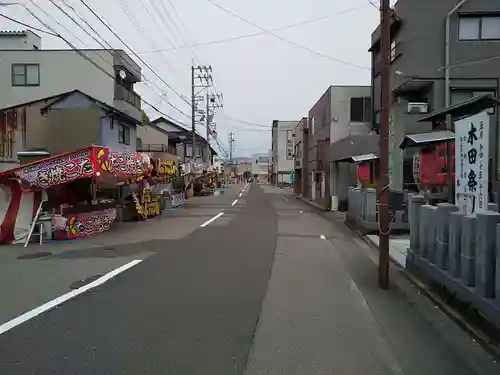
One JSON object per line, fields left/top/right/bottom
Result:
{"left": 399, "top": 130, "right": 455, "bottom": 149}
{"left": 330, "top": 134, "right": 379, "bottom": 163}
{"left": 0, "top": 146, "right": 150, "bottom": 189}
{"left": 352, "top": 153, "right": 379, "bottom": 163}
{"left": 417, "top": 94, "right": 500, "bottom": 123}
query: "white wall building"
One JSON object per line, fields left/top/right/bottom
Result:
{"left": 271, "top": 120, "right": 297, "bottom": 184}
{"left": 251, "top": 153, "right": 270, "bottom": 181}
{"left": 0, "top": 30, "right": 142, "bottom": 121}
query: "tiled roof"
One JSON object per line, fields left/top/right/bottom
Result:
{"left": 0, "top": 30, "right": 26, "bottom": 35}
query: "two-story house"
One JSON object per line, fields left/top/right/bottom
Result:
{"left": 307, "top": 85, "right": 373, "bottom": 208}
{"left": 370, "top": 0, "right": 500, "bottom": 191}
{"left": 151, "top": 117, "right": 216, "bottom": 167}
{"left": 271, "top": 120, "right": 298, "bottom": 185}
{"left": 136, "top": 121, "right": 180, "bottom": 162}
{"left": 0, "top": 30, "right": 142, "bottom": 122}
{"left": 0, "top": 89, "right": 140, "bottom": 170}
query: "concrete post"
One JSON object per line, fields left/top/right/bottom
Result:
{"left": 364, "top": 188, "right": 377, "bottom": 223}
{"left": 461, "top": 214, "right": 476, "bottom": 287}
{"left": 488, "top": 202, "right": 499, "bottom": 212}
{"left": 420, "top": 205, "right": 437, "bottom": 260}
{"left": 449, "top": 212, "right": 465, "bottom": 278}
{"left": 475, "top": 211, "right": 500, "bottom": 298}
{"left": 409, "top": 195, "right": 425, "bottom": 255}
{"left": 495, "top": 225, "right": 500, "bottom": 305}
{"left": 435, "top": 203, "right": 458, "bottom": 270}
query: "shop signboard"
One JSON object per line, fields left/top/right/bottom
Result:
{"left": 94, "top": 147, "right": 149, "bottom": 177}
{"left": 15, "top": 147, "right": 96, "bottom": 189}
{"left": 454, "top": 111, "right": 489, "bottom": 214}
{"left": 3, "top": 146, "right": 150, "bottom": 190}
{"left": 157, "top": 160, "right": 177, "bottom": 179}
{"left": 66, "top": 208, "right": 117, "bottom": 239}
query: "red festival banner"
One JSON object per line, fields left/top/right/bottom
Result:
{"left": 15, "top": 147, "right": 96, "bottom": 189}
{"left": 2, "top": 146, "right": 150, "bottom": 189}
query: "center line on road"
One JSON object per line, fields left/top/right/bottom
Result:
{"left": 300, "top": 210, "right": 303, "bottom": 214}
{"left": 232, "top": 199, "right": 238, "bottom": 206}
{"left": 283, "top": 196, "right": 289, "bottom": 202}
{"left": 238, "top": 193, "right": 243, "bottom": 197}
{"left": 200, "top": 212, "right": 224, "bottom": 227}
{"left": 320, "top": 234, "right": 326, "bottom": 240}
{"left": 0, "top": 259, "right": 143, "bottom": 336}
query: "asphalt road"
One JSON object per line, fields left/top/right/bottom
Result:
{"left": 0, "top": 184, "right": 276, "bottom": 374}
{"left": 0, "top": 184, "right": 498, "bottom": 375}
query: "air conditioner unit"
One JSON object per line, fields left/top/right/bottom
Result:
{"left": 407, "top": 102, "right": 429, "bottom": 114}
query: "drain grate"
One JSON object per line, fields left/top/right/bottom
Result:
{"left": 17, "top": 252, "right": 52, "bottom": 260}
{"left": 70, "top": 275, "right": 104, "bottom": 289}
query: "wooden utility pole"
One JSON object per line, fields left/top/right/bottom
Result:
{"left": 378, "top": 0, "right": 391, "bottom": 289}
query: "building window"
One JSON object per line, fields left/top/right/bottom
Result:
{"left": 451, "top": 89, "right": 496, "bottom": 114}
{"left": 459, "top": 15, "right": 500, "bottom": 40}
{"left": 11, "top": 64, "right": 40, "bottom": 86}
{"left": 350, "top": 97, "right": 371, "bottom": 122}
{"left": 118, "top": 124, "right": 130, "bottom": 144}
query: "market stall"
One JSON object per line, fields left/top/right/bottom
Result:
{"left": 0, "top": 145, "right": 149, "bottom": 244}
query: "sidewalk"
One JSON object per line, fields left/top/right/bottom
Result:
{"left": 265, "top": 189, "right": 500, "bottom": 374}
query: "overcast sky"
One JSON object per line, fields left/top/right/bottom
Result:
{"left": 0, "top": 0, "right": 388, "bottom": 158}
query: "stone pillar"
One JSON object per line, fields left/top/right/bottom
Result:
{"left": 461, "top": 214, "right": 476, "bottom": 287}
{"left": 420, "top": 205, "right": 437, "bottom": 260}
{"left": 364, "top": 188, "right": 377, "bottom": 223}
{"left": 409, "top": 195, "right": 425, "bottom": 255}
{"left": 449, "top": 212, "right": 465, "bottom": 278}
{"left": 475, "top": 211, "right": 500, "bottom": 298}
{"left": 496, "top": 225, "right": 500, "bottom": 305}
{"left": 488, "top": 202, "right": 499, "bottom": 212}
{"left": 435, "top": 203, "right": 458, "bottom": 270}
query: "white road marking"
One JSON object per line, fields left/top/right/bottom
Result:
{"left": 200, "top": 212, "right": 224, "bottom": 227}
{"left": 232, "top": 199, "right": 238, "bottom": 206}
{"left": 300, "top": 210, "right": 303, "bottom": 214}
{"left": 238, "top": 193, "right": 243, "bottom": 197}
{"left": 320, "top": 234, "right": 326, "bottom": 240}
{"left": 0, "top": 259, "right": 143, "bottom": 336}
{"left": 283, "top": 196, "right": 289, "bottom": 202}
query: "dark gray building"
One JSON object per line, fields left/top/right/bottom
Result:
{"left": 370, "top": 0, "right": 500, "bottom": 190}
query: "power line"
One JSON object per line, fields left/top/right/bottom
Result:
{"left": 204, "top": 0, "right": 370, "bottom": 70}
{"left": 38, "top": 0, "right": 191, "bottom": 119}
{"left": 16, "top": 8, "right": 188, "bottom": 128}
{"left": 136, "top": 6, "right": 366, "bottom": 54}
{"left": 77, "top": 0, "right": 191, "bottom": 106}
{"left": 0, "top": 13, "right": 57, "bottom": 36}
{"left": 222, "top": 114, "right": 271, "bottom": 128}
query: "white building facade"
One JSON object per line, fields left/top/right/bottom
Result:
{"left": 271, "top": 120, "right": 297, "bottom": 185}
{"left": 0, "top": 30, "right": 142, "bottom": 121}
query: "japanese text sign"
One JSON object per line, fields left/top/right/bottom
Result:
{"left": 16, "top": 147, "right": 95, "bottom": 189}
{"left": 454, "top": 111, "right": 490, "bottom": 214}
{"left": 66, "top": 208, "right": 116, "bottom": 239}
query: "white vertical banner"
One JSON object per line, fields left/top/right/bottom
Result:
{"left": 454, "top": 110, "right": 489, "bottom": 214}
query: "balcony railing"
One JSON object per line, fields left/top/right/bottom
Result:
{"left": 114, "top": 85, "right": 141, "bottom": 108}
{"left": 137, "top": 143, "right": 177, "bottom": 155}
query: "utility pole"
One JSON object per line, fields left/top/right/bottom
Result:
{"left": 191, "top": 64, "right": 215, "bottom": 162}
{"left": 228, "top": 132, "right": 235, "bottom": 164}
{"left": 191, "top": 65, "right": 196, "bottom": 162}
{"left": 378, "top": 0, "right": 391, "bottom": 289}
{"left": 206, "top": 92, "right": 223, "bottom": 164}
